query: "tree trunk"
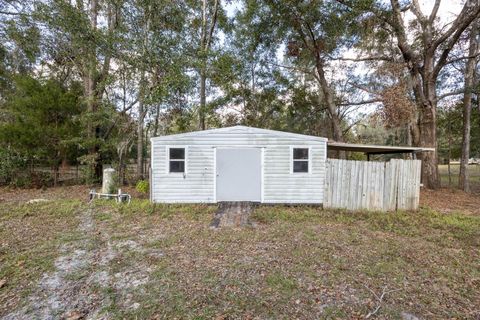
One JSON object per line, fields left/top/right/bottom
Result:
{"left": 90, "top": 2, "right": 117, "bottom": 180}
{"left": 118, "top": 152, "right": 124, "bottom": 186}
{"left": 409, "top": 57, "right": 440, "bottom": 188}
{"left": 199, "top": 70, "right": 207, "bottom": 130}
{"left": 459, "top": 22, "right": 479, "bottom": 192}
{"left": 84, "top": 0, "right": 103, "bottom": 181}
{"left": 198, "top": 0, "right": 208, "bottom": 130}
{"left": 198, "top": 0, "right": 219, "bottom": 130}
{"left": 380, "top": 0, "right": 480, "bottom": 188}
{"left": 447, "top": 116, "right": 452, "bottom": 187}
{"left": 153, "top": 104, "right": 160, "bottom": 137}
{"left": 417, "top": 100, "right": 440, "bottom": 189}
{"left": 314, "top": 56, "right": 343, "bottom": 143}
{"left": 137, "top": 95, "right": 144, "bottom": 180}
{"left": 137, "top": 70, "right": 146, "bottom": 180}
{"left": 137, "top": 5, "right": 150, "bottom": 180}
{"left": 53, "top": 165, "right": 58, "bottom": 187}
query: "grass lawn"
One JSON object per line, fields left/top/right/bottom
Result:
{"left": 0, "top": 187, "right": 479, "bottom": 319}
{"left": 439, "top": 164, "right": 480, "bottom": 191}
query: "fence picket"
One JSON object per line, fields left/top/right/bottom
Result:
{"left": 324, "top": 159, "right": 421, "bottom": 211}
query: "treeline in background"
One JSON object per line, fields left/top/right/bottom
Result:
{"left": 1, "top": 0, "right": 479, "bottom": 191}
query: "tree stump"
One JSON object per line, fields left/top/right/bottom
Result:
{"left": 210, "top": 202, "right": 256, "bottom": 228}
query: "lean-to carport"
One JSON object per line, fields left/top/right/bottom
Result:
{"left": 327, "top": 142, "right": 435, "bottom": 160}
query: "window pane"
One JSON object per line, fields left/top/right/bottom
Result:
{"left": 170, "top": 148, "right": 185, "bottom": 160}
{"left": 293, "top": 148, "right": 309, "bottom": 159}
{"left": 293, "top": 160, "right": 308, "bottom": 173}
{"left": 169, "top": 160, "right": 185, "bottom": 173}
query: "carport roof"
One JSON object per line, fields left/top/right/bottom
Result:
{"left": 327, "top": 142, "right": 435, "bottom": 154}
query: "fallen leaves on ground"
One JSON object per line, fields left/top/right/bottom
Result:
{"left": 0, "top": 187, "right": 479, "bottom": 319}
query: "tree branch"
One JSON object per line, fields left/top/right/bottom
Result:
{"left": 205, "top": 0, "right": 219, "bottom": 50}
{"left": 411, "top": 0, "right": 427, "bottom": 23}
{"left": 338, "top": 98, "right": 382, "bottom": 106}
{"left": 0, "top": 10, "right": 22, "bottom": 15}
{"left": 335, "top": 0, "right": 393, "bottom": 25}
{"left": 363, "top": 284, "right": 402, "bottom": 319}
{"left": 429, "top": 0, "right": 441, "bottom": 23}
{"left": 330, "top": 55, "right": 394, "bottom": 62}
{"left": 342, "top": 118, "right": 363, "bottom": 135}
{"left": 265, "top": 62, "right": 313, "bottom": 74}
{"left": 437, "top": 89, "right": 464, "bottom": 101}
{"left": 445, "top": 52, "right": 480, "bottom": 65}
{"left": 432, "top": 1, "right": 480, "bottom": 52}
{"left": 124, "top": 98, "right": 139, "bottom": 113}
{"left": 348, "top": 82, "right": 378, "bottom": 95}
{"left": 433, "top": 5, "right": 480, "bottom": 79}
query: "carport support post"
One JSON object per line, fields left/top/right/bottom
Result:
{"left": 367, "top": 153, "right": 371, "bottom": 161}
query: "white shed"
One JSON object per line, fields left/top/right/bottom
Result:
{"left": 150, "top": 126, "right": 327, "bottom": 204}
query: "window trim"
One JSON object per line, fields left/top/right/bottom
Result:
{"left": 290, "top": 146, "right": 312, "bottom": 174}
{"left": 166, "top": 146, "right": 187, "bottom": 174}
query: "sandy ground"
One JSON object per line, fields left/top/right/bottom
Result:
{"left": 0, "top": 185, "right": 478, "bottom": 318}
{"left": 1, "top": 201, "right": 159, "bottom": 320}
{"left": 0, "top": 185, "right": 144, "bottom": 205}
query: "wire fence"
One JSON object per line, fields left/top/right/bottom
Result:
{"left": 30, "top": 161, "right": 150, "bottom": 186}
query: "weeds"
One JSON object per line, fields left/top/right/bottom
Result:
{"left": 253, "top": 205, "right": 480, "bottom": 246}
{"left": 91, "top": 199, "right": 215, "bottom": 220}
{"left": 1, "top": 194, "right": 479, "bottom": 319}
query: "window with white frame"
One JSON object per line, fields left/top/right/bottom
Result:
{"left": 292, "top": 147, "right": 309, "bottom": 173}
{"left": 169, "top": 147, "right": 185, "bottom": 173}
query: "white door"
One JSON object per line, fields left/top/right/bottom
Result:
{"left": 216, "top": 148, "right": 261, "bottom": 202}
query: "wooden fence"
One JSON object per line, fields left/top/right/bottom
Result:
{"left": 324, "top": 159, "right": 422, "bottom": 211}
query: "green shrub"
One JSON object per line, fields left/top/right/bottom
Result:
{"left": 0, "top": 148, "right": 28, "bottom": 186}
{"left": 136, "top": 180, "right": 149, "bottom": 194}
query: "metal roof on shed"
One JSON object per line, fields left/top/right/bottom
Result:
{"left": 150, "top": 125, "right": 328, "bottom": 142}
{"left": 150, "top": 125, "right": 435, "bottom": 154}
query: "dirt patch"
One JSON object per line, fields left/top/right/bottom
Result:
{"left": 0, "top": 185, "right": 89, "bottom": 204}
{"left": 0, "top": 185, "right": 143, "bottom": 205}
{"left": 2, "top": 205, "right": 161, "bottom": 320}
{"left": 421, "top": 188, "right": 480, "bottom": 215}
{"left": 210, "top": 202, "right": 256, "bottom": 228}
{"left": 2, "top": 188, "right": 479, "bottom": 318}
{"left": 3, "top": 208, "right": 103, "bottom": 319}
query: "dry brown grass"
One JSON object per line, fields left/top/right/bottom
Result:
{"left": 0, "top": 188, "right": 479, "bottom": 319}
{"left": 421, "top": 188, "right": 480, "bottom": 216}
{"left": 0, "top": 200, "right": 85, "bottom": 314}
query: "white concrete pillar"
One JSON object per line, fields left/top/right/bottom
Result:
{"left": 102, "top": 168, "right": 116, "bottom": 194}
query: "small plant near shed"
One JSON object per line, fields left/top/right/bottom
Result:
{"left": 135, "top": 180, "right": 149, "bottom": 194}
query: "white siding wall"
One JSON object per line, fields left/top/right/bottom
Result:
{"left": 263, "top": 146, "right": 325, "bottom": 203}
{"left": 151, "top": 127, "right": 326, "bottom": 204}
{"left": 151, "top": 144, "right": 215, "bottom": 203}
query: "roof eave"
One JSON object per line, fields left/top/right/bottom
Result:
{"left": 327, "top": 142, "right": 435, "bottom": 154}
{"left": 150, "top": 125, "right": 328, "bottom": 142}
